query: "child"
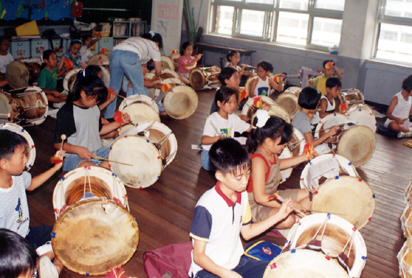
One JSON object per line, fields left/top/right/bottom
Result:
{"left": 0, "top": 36, "right": 13, "bottom": 87}
{"left": 189, "top": 138, "right": 293, "bottom": 278}
{"left": 308, "top": 59, "right": 342, "bottom": 96}
{"left": 37, "top": 50, "right": 67, "bottom": 107}
{"left": 247, "top": 111, "right": 311, "bottom": 227}
{"left": 53, "top": 74, "right": 130, "bottom": 172}
{"left": 385, "top": 74, "right": 412, "bottom": 138}
{"left": 177, "top": 42, "right": 202, "bottom": 85}
{"left": 201, "top": 87, "right": 251, "bottom": 171}
{"left": 80, "top": 33, "right": 101, "bottom": 64}
{"left": 314, "top": 77, "right": 342, "bottom": 121}
{"left": 226, "top": 50, "right": 252, "bottom": 78}
{"left": 57, "top": 39, "right": 86, "bottom": 74}
{"left": 0, "top": 130, "right": 65, "bottom": 278}
{"left": 249, "top": 61, "right": 283, "bottom": 98}
{"left": 209, "top": 67, "right": 240, "bottom": 114}
{"left": 291, "top": 87, "right": 339, "bottom": 147}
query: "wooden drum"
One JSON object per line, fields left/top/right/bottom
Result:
{"left": 163, "top": 85, "right": 198, "bottom": 119}
{"left": 6, "top": 61, "right": 29, "bottom": 89}
{"left": 398, "top": 236, "right": 412, "bottom": 278}
{"left": 242, "top": 96, "right": 290, "bottom": 123}
{"left": 189, "top": 66, "right": 221, "bottom": 90}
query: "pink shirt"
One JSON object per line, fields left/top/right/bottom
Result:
{"left": 178, "top": 56, "right": 196, "bottom": 74}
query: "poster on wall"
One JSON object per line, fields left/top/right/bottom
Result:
{"left": 151, "top": 0, "right": 183, "bottom": 56}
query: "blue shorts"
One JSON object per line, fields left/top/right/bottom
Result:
{"left": 25, "top": 224, "right": 53, "bottom": 250}
{"left": 63, "top": 146, "right": 111, "bottom": 172}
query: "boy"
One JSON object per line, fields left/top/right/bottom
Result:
{"left": 0, "top": 36, "right": 13, "bottom": 87}
{"left": 308, "top": 59, "right": 342, "bottom": 96}
{"left": 317, "top": 77, "right": 342, "bottom": 119}
{"left": 189, "top": 138, "right": 293, "bottom": 278}
{"left": 291, "top": 87, "right": 339, "bottom": 148}
{"left": 0, "top": 130, "right": 64, "bottom": 277}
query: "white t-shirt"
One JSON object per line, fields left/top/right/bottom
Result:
{"left": 254, "top": 76, "right": 270, "bottom": 96}
{"left": 202, "top": 112, "right": 250, "bottom": 151}
{"left": 0, "top": 52, "right": 14, "bottom": 74}
{"left": 113, "top": 37, "right": 161, "bottom": 65}
{"left": 80, "top": 45, "right": 93, "bottom": 64}
{"left": 0, "top": 172, "right": 32, "bottom": 237}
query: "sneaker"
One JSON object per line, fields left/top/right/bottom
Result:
{"left": 39, "top": 256, "right": 59, "bottom": 278}
{"left": 398, "top": 131, "right": 412, "bottom": 138}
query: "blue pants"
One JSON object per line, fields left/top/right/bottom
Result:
{"left": 104, "top": 50, "right": 144, "bottom": 119}
{"left": 63, "top": 146, "right": 111, "bottom": 172}
{"left": 201, "top": 149, "right": 212, "bottom": 171}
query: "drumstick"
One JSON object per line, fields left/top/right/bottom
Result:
{"left": 209, "top": 121, "right": 221, "bottom": 136}
{"left": 288, "top": 138, "right": 305, "bottom": 150}
{"left": 306, "top": 209, "right": 347, "bottom": 215}
{"left": 94, "top": 156, "right": 133, "bottom": 166}
{"left": 60, "top": 134, "right": 66, "bottom": 158}
{"left": 268, "top": 194, "right": 306, "bottom": 218}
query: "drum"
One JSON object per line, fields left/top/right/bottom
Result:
{"left": 122, "top": 121, "right": 178, "bottom": 168}
{"left": 0, "top": 123, "right": 36, "bottom": 170}
{"left": 245, "top": 76, "right": 258, "bottom": 97}
{"left": 283, "top": 86, "right": 302, "bottom": 96}
{"left": 100, "top": 66, "right": 111, "bottom": 89}
{"left": 118, "top": 94, "right": 160, "bottom": 134}
{"left": 63, "top": 68, "right": 82, "bottom": 93}
{"left": 241, "top": 96, "right": 290, "bottom": 123}
{"left": 22, "top": 59, "right": 42, "bottom": 85}
{"left": 52, "top": 198, "right": 138, "bottom": 275}
{"left": 288, "top": 127, "right": 305, "bottom": 157}
{"left": 163, "top": 85, "right": 198, "bottom": 119}
{"left": 401, "top": 202, "right": 412, "bottom": 238}
{"left": 161, "top": 56, "right": 175, "bottom": 71}
{"left": 109, "top": 135, "right": 162, "bottom": 188}
{"left": 6, "top": 61, "right": 29, "bottom": 89}
{"left": 405, "top": 180, "right": 412, "bottom": 203}
{"left": 345, "top": 104, "right": 376, "bottom": 133}
{"left": 87, "top": 53, "right": 110, "bottom": 67}
{"left": 300, "top": 154, "right": 358, "bottom": 193}
{"left": 52, "top": 166, "right": 129, "bottom": 219}
{"left": 189, "top": 66, "right": 221, "bottom": 90}
{"left": 398, "top": 236, "right": 412, "bottom": 278}
{"left": 1, "top": 86, "right": 48, "bottom": 126}
{"left": 263, "top": 249, "right": 349, "bottom": 278}
{"left": 160, "top": 69, "right": 179, "bottom": 80}
{"left": 276, "top": 93, "right": 299, "bottom": 119}
{"left": 279, "top": 147, "right": 292, "bottom": 184}
{"left": 339, "top": 88, "right": 364, "bottom": 106}
{"left": 171, "top": 53, "right": 180, "bottom": 69}
{"left": 311, "top": 176, "right": 375, "bottom": 229}
{"left": 283, "top": 213, "right": 367, "bottom": 278}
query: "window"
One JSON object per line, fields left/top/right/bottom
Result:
{"left": 375, "top": 0, "right": 412, "bottom": 63}
{"left": 209, "top": 0, "right": 344, "bottom": 49}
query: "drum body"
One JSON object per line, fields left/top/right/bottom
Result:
{"left": 405, "top": 180, "right": 412, "bottom": 203}
{"left": 52, "top": 199, "right": 138, "bottom": 275}
{"left": 276, "top": 93, "right": 299, "bottom": 119}
{"left": 25, "top": 62, "right": 42, "bottom": 85}
{"left": 171, "top": 53, "right": 180, "bottom": 69}
{"left": 339, "top": 89, "right": 364, "bottom": 106}
{"left": 109, "top": 135, "right": 162, "bottom": 188}
{"left": 63, "top": 68, "right": 82, "bottom": 93}
{"left": 283, "top": 86, "right": 302, "bottom": 96}
{"left": 0, "top": 123, "right": 36, "bottom": 170}
{"left": 189, "top": 67, "right": 221, "bottom": 90}
{"left": 163, "top": 85, "right": 198, "bottom": 119}
{"left": 242, "top": 96, "right": 290, "bottom": 123}
{"left": 311, "top": 176, "right": 375, "bottom": 229}
{"left": 398, "top": 236, "right": 412, "bottom": 278}
{"left": 122, "top": 121, "right": 178, "bottom": 168}
{"left": 345, "top": 104, "right": 376, "bottom": 133}
{"left": 6, "top": 61, "right": 29, "bottom": 89}
{"left": 279, "top": 147, "right": 292, "bottom": 184}
{"left": 263, "top": 249, "right": 349, "bottom": 278}
{"left": 53, "top": 166, "right": 129, "bottom": 219}
{"left": 161, "top": 56, "right": 175, "bottom": 71}
{"left": 118, "top": 94, "right": 160, "bottom": 134}
{"left": 160, "top": 69, "right": 179, "bottom": 80}
{"left": 284, "top": 213, "right": 367, "bottom": 278}
{"left": 288, "top": 127, "right": 305, "bottom": 157}
{"left": 3, "top": 86, "right": 48, "bottom": 125}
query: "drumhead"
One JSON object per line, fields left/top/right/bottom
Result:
{"left": 9, "top": 86, "right": 49, "bottom": 125}
{"left": 122, "top": 122, "right": 178, "bottom": 167}
{"left": 63, "top": 69, "right": 82, "bottom": 92}
{"left": 189, "top": 68, "right": 206, "bottom": 90}
{"left": 6, "top": 61, "right": 29, "bottom": 89}
{"left": 164, "top": 85, "right": 198, "bottom": 119}
{"left": 276, "top": 93, "right": 299, "bottom": 119}
{"left": 52, "top": 199, "right": 139, "bottom": 275}
{"left": 314, "top": 113, "right": 354, "bottom": 144}
{"left": 245, "top": 76, "right": 258, "bottom": 97}
{"left": 311, "top": 176, "right": 375, "bottom": 229}
{"left": 263, "top": 249, "right": 349, "bottom": 278}
{"left": 286, "top": 213, "right": 367, "bottom": 277}
{"left": 346, "top": 104, "right": 376, "bottom": 133}
{"left": 397, "top": 236, "right": 412, "bottom": 277}
{"left": 1, "top": 123, "right": 36, "bottom": 170}
{"left": 100, "top": 66, "right": 110, "bottom": 89}
{"left": 52, "top": 166, "right": 128, "bottom": 219}
{"left": 109, "top": 135, "right": 162, "bottom": 188}
{"left": 279, "top": 147, "right": 292, "bottom": 184}
{"left": 161, "top": 56, "right": 175, "bottom": 71}
{"left": 87, "top": 54, "right": 110, "bottom": 66}
{"left": 337, "top": 126, "right": 376, "bottom": 167}
{"left": 119, "top": 94, "right": 159, "bottom": 112}
{"left": 283, "top": 86, "right": 302, "bottom": 96}
{"left": 119, "top": 103, "right": 160, "bottom": 134}
{"left": 160, "top": 69, "right": 179, "bottom": 80}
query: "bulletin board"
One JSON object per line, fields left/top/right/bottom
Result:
{"left": 151, "top": 0, "right": 183, "bottom": 56}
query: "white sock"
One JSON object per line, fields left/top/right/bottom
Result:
{"left": 398, "top": 131, "right": 412, "bottom": 138}
{"left": 39, "top": 256, "right": 59, "bottom": 278}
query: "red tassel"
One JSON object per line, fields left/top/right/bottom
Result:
{"left": 50, "top": 156, "right": 63, "bottom": 164}
{"left": 113, "top": 111, "right": 125, "bottom": 127}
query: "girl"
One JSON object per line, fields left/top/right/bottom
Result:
{"left": 249, "top": 61, "right": 284, "bottom": 98}
{"left": 37, "top": 50, "right": 67, "bottom": 106}
{"left": 177, "top": 42, "right": 202, "bottom": 84}
{"left": 0, "top": 36, "right": 13, "bottom": 87}
{"left": 385, "top": 74, "right": 412, "bottom": 138}
{"left": 53, "top": 74, "right": 130, "bottom": 172}
{"left": 246, "top": 111, "right": 311, "bottom": 228}
{"left": 58, "top": 39, "right": 86, "bottom": 74}
{"left": 201, "top": 87, "right": 251, "bottom": 171}
{"left": 209, "top": 67, "right": 240, "bottom": 114}
{"left": 226, "top": 50, "right": 252, "bottom": 78}
{"left": 80, "top": 33, "right": 101, "bottom": 64}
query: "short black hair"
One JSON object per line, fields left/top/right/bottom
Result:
{"left": 322, "top": 60, "right": 335, "bottom": 68}
{"left": 298, "top": 87, "right": 321, "bottom": 110}
{"left": 82, "top": 33, "right": 92, "bottom": 42}
{"left": 0, "top": 229, "right": 37, "bottom": 278}
{"left": 42, "top": 49, "right": 56, "bottom": 61}
{"left": 70, "top": 39, "right": 82, "bottom": 47}
{"left": 86, "top": 65, "right": 103, "bottom": 77}
{"left": 209, "top": 138, "right": 251, "bottom": 175}
{"left": 226, "top": 50, "right": 239, "bottom": 62}
{"left": 142, "top": 32, "right": 163, "bottom": 49}
{"left": 0, "top": 36, "right": 9, "bottom": 45}
{"left": 71, "top": 74, "right": 108, "bottom": 103}
{"left": 326, "top": 77, "right": 341, "bottom": 89}
{"left": 402, "top": 75, "right": 412, "bottom": 93}
{"left": 257, "top": 61, "right": 273, "bottom": 73}
{"left": 180, "top": 41, "right": 192, "bottom": 56}
{"left": 213, "top": 87, "right": 238, "bottom": 112}
{"left": 0, "top": 130, "right": 27, "bottom": 161}
{"left": 218, "top": 67, "right": 237, "bottom": 86}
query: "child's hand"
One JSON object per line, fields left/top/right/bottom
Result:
{"left": 241, "top": 63, "right": 248, "bottom": 69}
{"left": 397, "top": 118, "right": 405, "bottom": 125}
{"left": 122, "top": 112, "right": 131, "bottom": 124}
{"left": 51, "top": 150, "right": 66, "bottom": 169}
{"left": 152, "top": 76, "right": 160, "bottom": 81}
{"left": 327, "top": 126, "right": 340, "bottom": 137}
{"left": 77, "top": 147, "right": 94, "bottom": 159}
{"left": 196, "top": 54, "right": 203, "bottom": 60}
{"left": 292, "top": 201, "right": 307, "bottom": 214}
{"left": 279, "top": 198, "right": 294, "bottom": 218}
{"left": 262, "top": 102, "right": 271, "bottom": 111}
{"left": 55, "top": 150, "right": 66, "bottom": 158}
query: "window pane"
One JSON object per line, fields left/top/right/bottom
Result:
{"left": 279, "top": 0, "right": 308, "bottom": 10}
{"left": 214, "top": 6, "right": 234, "bottom": 35}
{"left": 384, "top": 0, "right": 412, "bottom": 19}
{"left": 311, "top": 17, "right": 342, "bottom": 47}
{"left": 314, "top": 0, "right": 345, "bottom": 11}
{"left": 276, "top": 12, "right": 308, "bottom": 45}
{"left": 240, "top": 9, "right": 265, "bottom": 36}
{"left": 376, "top": 23, "right": 412, "bottom": 63}
{"left": 246, "top": 0, "right": 274, "bottom": 3}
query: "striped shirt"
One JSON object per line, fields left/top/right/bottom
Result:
{"left": 113, "top": 37, "right": 161, "bottom": 65}
{"left": 0, "top": 172, "right": 32, "bottom": 237}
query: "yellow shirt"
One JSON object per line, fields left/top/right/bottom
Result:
{"left": 312, "top": 75, "right": 327, "bottom": 96}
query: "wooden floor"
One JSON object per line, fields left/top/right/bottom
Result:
{"left": 23, "top": 89, "right": 411, "bottom": 278}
